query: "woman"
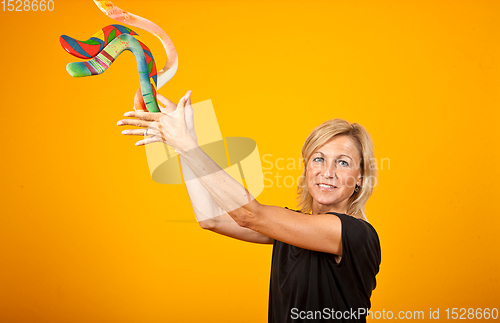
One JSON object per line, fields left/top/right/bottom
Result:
{"left": 117, "top": 91, "right": 381, "bottom": 322}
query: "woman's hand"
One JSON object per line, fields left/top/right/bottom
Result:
{"left": 117, "top": 90, "right": 197, "bottom": 151}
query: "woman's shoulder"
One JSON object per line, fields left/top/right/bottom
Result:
{"left": 337, "top": 212, "right": 377, "bottom": 233}
{"left": 326, "top": 212, "right": 380, "bottom": 250}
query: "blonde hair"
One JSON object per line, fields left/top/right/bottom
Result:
{"left": 296, "top": 119, "right": 377, "bottom": 220}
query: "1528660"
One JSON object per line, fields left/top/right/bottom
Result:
{"left": 2, "top": 0, "right": 54, "bottom": 11}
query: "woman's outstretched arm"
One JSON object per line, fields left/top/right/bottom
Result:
{"left": 174, "top": 135, "right": 342, "bottom": 255}
{"left": 124, "top": 92, "right": 342, "bottom": 255}
{"left": 179, "top": 154, "right": 273, "bottom": 244}
{"left": 119, "top": 92, "right": 273, "bottom": 244}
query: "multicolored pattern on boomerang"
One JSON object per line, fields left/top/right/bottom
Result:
{"left": 93, "top": 0, "right": 178, "bottom": 112}
{"left": 60, "top": 25, "right": 159, "bottom": 112}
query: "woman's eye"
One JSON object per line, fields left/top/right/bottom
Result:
{"left": 338, "top": 160, "right": 349, "bottom": 167}
{"left": 313, "top": 157, "right": 324, "bottom": 163}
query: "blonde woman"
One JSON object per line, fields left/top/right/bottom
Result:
{"left": 117, "top": 91, "right": 381, "bottom": 323}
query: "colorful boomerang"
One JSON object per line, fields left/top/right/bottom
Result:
{"left": 60, "top": 24, "right": 160, "bottom": 112}
{"left": 93, "top": 0, "right": 178, "bottom": 112}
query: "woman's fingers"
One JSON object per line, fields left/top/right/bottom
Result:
{"left": 177, "top": 90, "right": 192, "bottom": 110}
{"left": 185, "top": 90, "right": 192, "bottom": 107}
{"left": 117, "top": 110, "right": 165, "bottom": 127}
{"left": 116, "top": 118, "right": 152, "bottom": 128}
{"left": 119, "top": 91, "right": 193, "bottom": 147}
{"left": 121, "top": 123, "right": 162, "bottom": 136}
{"left": 184, "top": 90, "right": 194, "bottom": 124}
{"left": 177, "top": 96, "right": 187, "bottom": 110}
{"left": 157, "top": 93, "right": 177, "bottom": 114}
{"left": 122, "top": 110, "right": 164, "bottom": 121}
{"left": 121, "top": 128, "right": 150, "bottom": 136}
{"left": 185, "top": 90, "right": 192, "bottom": 102}
{"left": 135, "top": 136, "right": 165, "bottom": 146}
{"left": 157, "top": 92, "right": 174, "bottom": 106}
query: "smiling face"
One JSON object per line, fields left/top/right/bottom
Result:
{"left": 306, "top": 135, "right": 363, "bottom": 215}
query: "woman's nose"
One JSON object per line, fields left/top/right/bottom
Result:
{"left": 321, "top": 161, "right": 336, "bottom": 178}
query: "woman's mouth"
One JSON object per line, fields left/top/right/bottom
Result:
{"left": 317, "top": 183, "right": 337, "bottom": 191}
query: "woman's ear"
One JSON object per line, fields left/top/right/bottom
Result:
{"left": 357, "top": 175, "right": 363, "bottom": 187}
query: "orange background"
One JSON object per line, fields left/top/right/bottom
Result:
{"left": 1, "top": 0, "right": 499, "bottom": 322}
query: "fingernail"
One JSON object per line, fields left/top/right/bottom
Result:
{"left": 122, "top": 130, "right": 129, "bottom": 135}
{"left": 135, "top": 141, "right": 142, "bottom": 146}
{"left": 124, "top": 112, "right": 132, "bottom": 117}
{"left": 185, "top": 90, "right": 192, "bottom": 100}
{"left": 117, "top": 121, "right": 124, "bottom": 126}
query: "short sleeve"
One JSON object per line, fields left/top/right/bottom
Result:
{"left": 335, "top": 213, "right": 381, "bottom": 291}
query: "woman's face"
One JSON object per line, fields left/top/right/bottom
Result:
{"left": 306, "top": 135, "right": 363, "bottom": 214}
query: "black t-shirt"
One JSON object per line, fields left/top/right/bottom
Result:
{"left": 268, "top": 209, "right": 381, "bottom": 322}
